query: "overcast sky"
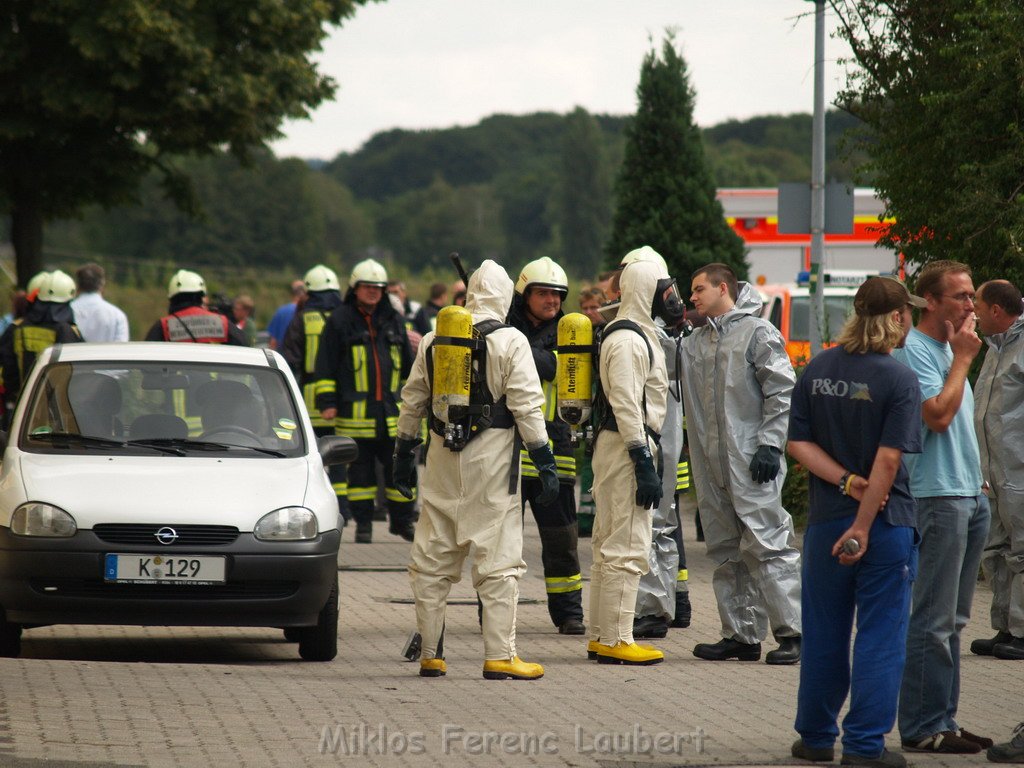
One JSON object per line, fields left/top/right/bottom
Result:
{"left": 270, "top": 1, "right": 854, "bottom": 161}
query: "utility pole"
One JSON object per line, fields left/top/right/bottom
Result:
{"left": 809, "top": 0, "right": 826, "bottom": 356}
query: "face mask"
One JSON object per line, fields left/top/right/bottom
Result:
{"left": 652, "top": 277, "right": 685, "bottom": 325}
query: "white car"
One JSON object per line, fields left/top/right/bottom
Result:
{"left": 0, "top": 342, "right": 356, "bottom": 661}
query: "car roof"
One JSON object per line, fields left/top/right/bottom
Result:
{"left": 44, "top": 342, "right": 280, "bottom": 367}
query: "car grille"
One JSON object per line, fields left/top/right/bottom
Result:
{"left": 92, "top": 524, "right": 240, "bottom": 546}
{"left": 30, "top": 579, "right": 299, "bottom": 600}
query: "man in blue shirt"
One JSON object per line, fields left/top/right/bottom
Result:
{"left": 267, "top": 279, "right": 306, "bottom": 350}
{"left": 893, "top": 260, "right": 992, "bottom": 755}
{"left": 788, "top": 276, "right": 923, "bottom": 768}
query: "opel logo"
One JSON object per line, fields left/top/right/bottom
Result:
{"left": 154, "top": 526, "right": 179, "bottom": 546}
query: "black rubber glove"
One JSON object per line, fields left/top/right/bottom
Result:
{"left": 528, "top": 445, "right": 560, "bottom": 506}
{"left": 628, "top": 445, "right": 662, "bottom": 510}
{"left": 749, "top": 445, "right": 782, "bottom": 484}
{"left": 392, "top": 437, "right": 422, "bottom": 500}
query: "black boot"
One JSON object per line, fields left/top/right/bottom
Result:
{"left": 993, "top": 636, "right": 1024, "bottom": 660}
{"left": 971, "top": 631, "right": 1014, "bottom": 656}
{"left": 355, "top": 521, "right": 372, "bottom": 543}
{"left": 693, "top": 637, "right": 761, "bottom": 661}
{"left": 633, "top": 615, "right": 669, "bottom": 639}
{"left": 388, "top": 520, "right": 416, "bottom": 542}
{"left": 558, "top": 618, "right": 586, "bottom": 635}
{"left": 671, "top": 591, "right": 691, "bottom": 628}
{"left": 766, "top": 635, "right": 801, "bottom": 665}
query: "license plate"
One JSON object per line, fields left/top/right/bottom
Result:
{"left": 104, "top": 554, "right": 226, "bottom": 584}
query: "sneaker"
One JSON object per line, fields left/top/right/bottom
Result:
{"left": 355, "top": 521, "right": 372, "bottom": 543}
{"left": 842, "top": 749, "right": 906, "bottom": 767}
{"left": 766, "top": 636, "right": 801, "bottom": 665}
{"left": 558, "top": 618, "right": 586, "bottom": 635}
{"left": 971, "top": 630, "right": 1014, "bottom": 656}
{"left": 902, "top": 731, "right": 982, "bottom": 754}
{"left": 693, "top": 637, "right": 761, "bottom": 661}
{"left": 987, "top": 722, "right": 1024, "bottom": 763}
{"left": 792, "top": 738, "right": 835, "bottom": 762}
{"left": 633, "top": 615, "right": 669, "bottom": 639}
{"left": 993, "top": 636, "right": 1024, "bottom": 660}
{"left": 960, "top": 729, "right": 994, "bottom": 749}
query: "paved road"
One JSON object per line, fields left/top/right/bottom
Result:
{"left": 0, "top": 500, "right": 1017, "bottom": 767}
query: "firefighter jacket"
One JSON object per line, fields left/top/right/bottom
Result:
{"left": 144, "top": 302, "right": 249, "bottom": 346}
{"left": 282, "top": 290, "right": 343, "bottom": 429}
{"left": 313, "top": 292, "right": 413, "bottom": 439}
{"left": 0, "top": 301, "right": 83, "bottom": 403}
{"left": 506, "top": 298, "right": 575, "bottom": 483}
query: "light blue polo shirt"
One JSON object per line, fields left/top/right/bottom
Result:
{"left": 892, "top": 328, "right": 983, "bottom": 497}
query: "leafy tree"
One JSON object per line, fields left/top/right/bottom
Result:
{"left": 558, "top": 108, "right": 611, "bottom": 278}
{"left": 831, "top": 0, "right": 1024, "bottom": 283}
{"left": 0, "top": 0, "right": 369, "bottom": 283}
{"left": 605, "top": 34, "right": 747, "bottom": 280}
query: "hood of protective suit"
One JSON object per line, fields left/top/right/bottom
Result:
{"left": 607, "top": 260, "right": 665, "bottom": 338}
{"left": 709, "top": 281, "right": 763, "bottom": 331}
{"left": 466, "top": 260, "right": 513, "bottom": 324}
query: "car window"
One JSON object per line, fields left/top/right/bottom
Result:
{"left": 20, "top": 361, "right": 306, "bottom": 457}
{"left": 789, "top": 296, "right": 854, "bottom": 343}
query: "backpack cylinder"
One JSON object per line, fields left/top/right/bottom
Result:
{"left": 431, "top": 305, "right": 474, "bottom": 424}
{"left": 556, "top": 312, "right": 593, "bottom": 427}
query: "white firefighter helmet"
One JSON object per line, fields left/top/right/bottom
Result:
{"left": 348, "top": 258, "right": 388, "bottom": 288}
{"left": 26, "top": 271, "right": 50, "bottom": 297}
{"left": 619, "top": 245, "right": 668, "bottom": 274}
{"left": 515, "top": 256, "right": 568, "bottom": 296}
{"left": 304, "top": 264, "right": 340, "bottom": 292}
{"left": 39, "top": 270, "right": 76, "bottom": 303}
{"left": 167, "top": 269, "right": 206, "bottom": 298}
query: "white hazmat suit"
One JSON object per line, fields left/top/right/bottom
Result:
{"left": 590, "top": 261, "right": 669, "bottom": 647}
{"left": 680, "top": 281, "right": 801, "bottom": 645}
{"left": 397, "top": 260, "right": 550, "bottom": 662}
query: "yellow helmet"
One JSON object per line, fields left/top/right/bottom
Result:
{"left": 304, "top": 264, "right": 340, "bottom": 292}
{"left": 515, "top": 257, "right": 568, "bottom": 296}
{"left": 167, "top": 269, "right": 206, "bottom": 298}
{"left": 348, "top": 258, "right": 388, "bottom": 288}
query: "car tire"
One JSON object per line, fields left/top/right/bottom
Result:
{"left": 0, "top": 621, "right": 22, "bottom": 658}
{"left": 283, "top": 628, "right": 302, "bottom": 642}
{"left": 298, "top": 579, "right": 338, "bottom": 662}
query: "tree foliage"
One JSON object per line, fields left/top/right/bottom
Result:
{"left": 605, "top": 35, "right": 747, "bottom": 280}
{"left": 0, "top": 0, "right": 369, "bottom": 282}
{"left": 558, "top": 107, "right": 612, "bottom": 278}
{"left": 831, "top": 0, "right": 1024, "bottom": 285}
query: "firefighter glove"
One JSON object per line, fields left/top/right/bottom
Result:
{"left": 628, "top": 445, "right": 662, "bottom": 510}
{"left": 528, "top": 445, "right": 560, "bottom": 506}
{"left": 749, "top": 445, "right": 782, "bottom": 484}
{"left": 393, "top": 437, "right": 422, "bottom": 500}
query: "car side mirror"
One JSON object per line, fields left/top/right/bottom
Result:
{"left": 318, "top": 435, "right": 358, "bottom": 467}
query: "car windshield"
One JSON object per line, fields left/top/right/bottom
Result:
{"left": 20, "top": 360, "right": 305, "bottom": 458}
{"left": 789, "top": 295, "right": 855, "bottom": 343}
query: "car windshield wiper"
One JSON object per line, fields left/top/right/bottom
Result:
{"left": 30, "top": 432, "right": 185, "bottom": 456}
{"left": 127, "top": 437, "right": 285, "bottom": 457}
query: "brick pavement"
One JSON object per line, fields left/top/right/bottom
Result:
{"left": 0, "top": 499, "right": 1018, "bottom": 767}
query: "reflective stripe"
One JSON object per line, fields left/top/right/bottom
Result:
{"left": 676, "top": 569, "right": 688, "bottom": 582}
{"left": 303, "top": 312, "right": 327, "bottom": 374}
{"left": 304, "top": 383, "right": 329, "bottom": 427}
{"left": 386, "top": 487, "right": 416, "bottom": 502}
{"left": 347, "top": 486, "right": 377, "bottom": 502}
{"left": 541, "top": 376, "right": 558, "bottom": 421}
{"left": 676, "top": 460, "right": 691, "bottom": 491}
{"left": 352, "top": 346, "right": 368, "bottom": 392}
{"left": 314, "top": 379, "right": 336, "bottom": 396}
{"left": 545, "top": 574, "right": 583, "bottom": 594}
{"left": 331, "top": 482, "right": 348, "bottom": 498}
{"left": 520, "top": 444, "right": 575, "bottom": 479}
{"left": 389, "top": 344, "right": 402, "bottom": 394}
{"left": 336, "top": 419, "right": 376, "bottom": 439}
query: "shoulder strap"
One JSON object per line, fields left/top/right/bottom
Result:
{"left": 602, "top": 319, "right": 653, "bottom": 366}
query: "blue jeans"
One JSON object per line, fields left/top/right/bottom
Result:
{"left": 795, "top": 515, "right": 916, "bottom": 757}
{"left": 898, "top": 495, "right": 990, "bottom": 742}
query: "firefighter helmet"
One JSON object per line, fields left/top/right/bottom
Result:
{"left": 39, "top": 270, "right": 76, "bottom": 303}
{"left": 26, "top": 271, "right": 50, "bottom": 299}
{"left": 304, "top": 264, "right": 340, "bottom": 292}
{"left": 515, "top": 257, "right": 568, "bottom": 297}
{"left": 619, "top": 245, "right": 668, "bottom": 274}
{"left": 348, "top": 259, "right": 388, "bottom": 288}
{"left": 167, "top": 269, "right": 206, "bottom": 298}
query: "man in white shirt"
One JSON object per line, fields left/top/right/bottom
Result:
{"left": 70, "top": 263, "right": 129, "bottom": 342}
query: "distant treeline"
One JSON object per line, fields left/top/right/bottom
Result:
{"left": 40, "top": 109, "right": 865, "bottom": 284}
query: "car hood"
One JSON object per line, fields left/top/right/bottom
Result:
{"left": 17, "top": 453, "right": 311, "bottom": 530}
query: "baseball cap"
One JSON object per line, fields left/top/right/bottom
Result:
{"left": 854, "top": 276, "right": 927, "bottom": 316}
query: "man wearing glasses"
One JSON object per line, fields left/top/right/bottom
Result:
{"left": 893, "top": 260, "right": 992, "bottom": 755}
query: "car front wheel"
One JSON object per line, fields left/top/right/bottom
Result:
{"left": 298, "top": 579, "right": 338, "bottom": 662}
{"left": 0, "top": 620, "right": 22, "bottom": 658}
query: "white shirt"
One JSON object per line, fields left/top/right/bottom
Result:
{"left": 70, "top": 292, "right": 130, "bottom": 342}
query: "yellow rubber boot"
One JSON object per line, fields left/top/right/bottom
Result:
{"left": 482, "top": 656, "right": 544, "bottom": 680}
{"left": 589, "top": 640, "right": 658, "bottom": 660}
{"left": 419, "top": 658, "right": 447, "bottom": 677}
{"left": 596, "top": 641, "right": 664, "bottom": 665}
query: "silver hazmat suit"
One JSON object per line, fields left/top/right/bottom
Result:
{"left": 974, "top": 314, "right": 1024, "bottom": 638}
{"left": 590, "top": 261, "right": 668, "bottom": 645}
{"left": 397, "top": 260, "right": 550, "bottom": 661}
{"left": 680, "top": 281, "right": 801, "bottom": 644}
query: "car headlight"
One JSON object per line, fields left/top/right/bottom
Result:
{"left": 11, "top": 503, "right": 77, "bottom": 537}
{"left": 254, "top": 507, "right": 317, "bottom": 541}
